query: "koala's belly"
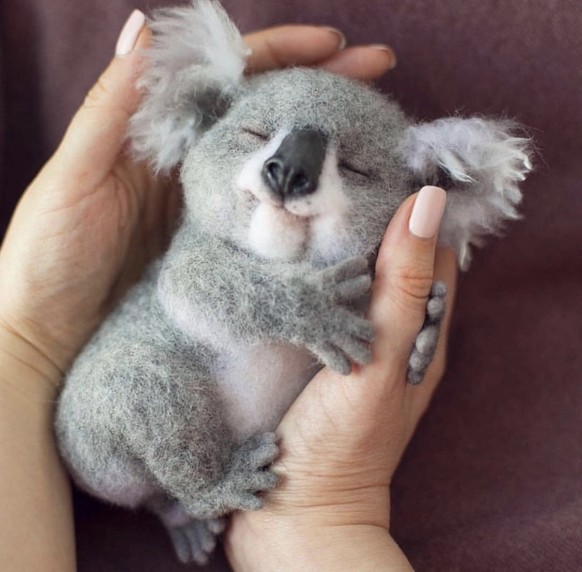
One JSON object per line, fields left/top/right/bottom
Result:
{"left": 214, "top": 344, "right": 318, "bottom": 440}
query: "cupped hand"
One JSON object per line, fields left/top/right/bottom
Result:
{"left": 226, "top": 190, "right": 458, "bottom": 571}
{"left": 0, "top": 13, "right": 396, "bottom": 383}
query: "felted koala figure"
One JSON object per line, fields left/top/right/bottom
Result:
{"left": 55, "top": 0, "right": 532, "bottom": 565}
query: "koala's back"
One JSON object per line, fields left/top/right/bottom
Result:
{"left": 55, "top": 266, "right": 226, "bottom": 508}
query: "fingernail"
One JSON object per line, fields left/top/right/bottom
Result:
{"left": 409, "top": 186, "right": 447, "bottom": 239}
{"left": 115, "top": 10, "right": 145, "bottom": 57}
{"left": 368, "top": 44, "right": 397, "bottom": 69}
{"left": 322, "top": 27, "right": 347, "bottom": 50}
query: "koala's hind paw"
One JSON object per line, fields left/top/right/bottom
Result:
{"left": 220, "top": 432, "right": 279, "bottom": 511}
{"left": 168, "top": 518, "right": 226, "bottom": 565}
{"left": 407, "top": 282, "right": 447, "bottom": 385}
{"left": 184, "top": 433, "right": 278, "bottom": 519}
{"left": 149, "top": 499, "right": 226, "bottom": 564}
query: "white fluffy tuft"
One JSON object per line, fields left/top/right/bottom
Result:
{"left": 128, "top": 0, "right": 249, "bottom": 173}
{"left": 401, "top": 118, "right": 533, "bottom": 268}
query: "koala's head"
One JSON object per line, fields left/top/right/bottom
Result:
{"left": 130, "top": 0, "right": 532, "bottom": 268}
{"left": 179, "top": 68, "right": 412, "bottom": 264}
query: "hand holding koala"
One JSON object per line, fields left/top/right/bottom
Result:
{"left": 226, "top": 193, "right": 458, "bottom": 572}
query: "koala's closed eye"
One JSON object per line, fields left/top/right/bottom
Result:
{"left": 242, "top": 127, "right": 270, "bottom": 141}
{"left": 338, "top": 160, "right": 371, "bottom": 181}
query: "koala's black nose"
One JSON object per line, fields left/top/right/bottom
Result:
{"left": 262, "top": 129, "right": 327, "bottom": 199}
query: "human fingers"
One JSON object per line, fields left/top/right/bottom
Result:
{"left": 245, "top": 26, "right": 396, "bottom": 80}
{"left": 244, "top": 25, "right": 346, "bottom": 71}
{"left": 47, "top": 10, "right": 150, "bottom": 188}
{"left": 318, "top": 45, "right": 397, "bottom": 80}
{"left": 366, "top": 186, "right": 448, "bottom": 385}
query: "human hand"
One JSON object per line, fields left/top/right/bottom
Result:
{"left": 0, "top": 11, "right": 397, "bottom": 388}
{"left": 226, "top": 187, "right": 458, "bottom": 571}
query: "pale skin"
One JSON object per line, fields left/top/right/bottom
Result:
{"left": 0, "top": 15, "right": 456, "bottom": 572}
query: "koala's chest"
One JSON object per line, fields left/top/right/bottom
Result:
{"left": 213, "top": 343, "right": 318, "bottom": 441}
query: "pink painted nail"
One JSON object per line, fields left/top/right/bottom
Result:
{"left": 368, "top": 45, "right": 397, "bottom": 69}
{"left": 322, "top": 27, "right": 347, "bottom": 50}
{"left": 409, "top": 186, "right": 447, "bottom": 239}
{"left": 115, "top": 10, "right": 145, "bottom": 57}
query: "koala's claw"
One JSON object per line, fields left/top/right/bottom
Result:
{"left": 184, "top": 433, "right": 279, "bottom": 518}
{"left": 322, "top": 255, "right": 369, "bottom": 283}
{"left": 334, "top": 274, "right": 372, "bottom": 302}
{"left": 342, "top": 312, "right": 375, "bottom": 342}
{"left": 307, "top": 257, "right": 374, "bottom": 373}
{"left": 168, "top": 518, "right": 223, "bottom": 565}
{"left": 220, "top": 432, "right": 279, "bottom": 511}
{"left": 322, "top": 256, "right": 372, "bottom": 303}
{"left": 235, "top": 432, "right": 279, "bottom": 470}
{"left": 407, "top": 282, "right": 447, "bottom": 385}
{"left": 311, "top": 333, "right": 373, "bottom": 375}
{"left": 338, "top": 337, "right": 373, "bottom": 366}
{"left": 207, "top": 517, "right": 227, "bottom": 534}
{"left": 311, "top": 343, "right": 352, "bottom": 375}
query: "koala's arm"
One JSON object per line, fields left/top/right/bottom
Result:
{"left": 158, "top": 223, "right": 373, "bottom": 374}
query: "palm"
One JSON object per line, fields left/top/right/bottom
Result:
{"left": 1, "top": 156, "right": 179, "bottom": 370}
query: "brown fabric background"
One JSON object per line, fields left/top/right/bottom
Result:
{"left": 1, "top": 0, "right": 581, "bottom": 570}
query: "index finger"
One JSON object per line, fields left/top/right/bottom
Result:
{"left": 244, "top": 25, "right": 345, "bottom": 72}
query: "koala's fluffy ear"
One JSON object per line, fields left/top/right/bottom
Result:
{"left": 400, "top": 118, "right": 533, "bottom": 268}
{"left": 129, "top": 0, "right": 249, "bottom": 173}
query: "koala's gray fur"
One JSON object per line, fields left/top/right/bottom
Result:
{"left": 55, "top": 0, "right": 532, "bottom": 565}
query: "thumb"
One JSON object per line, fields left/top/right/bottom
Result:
{"left": 368, "top": 186, "right": 447, "bottom": 377}
{"left": 50, "top": 10, "right": 149, "bottom": 185}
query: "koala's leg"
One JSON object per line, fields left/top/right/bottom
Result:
{"left": 121, "top": 349, "right": 279, "bottom": 521}
{"left": 147, "top": 496, "right": 226, "bottom": 565}
{"left": 407, "top": 282, "right": 447, "bottom": 385}
{"left": 58, "top": 335, "right": 268, "bottom": 513}
{"left": 146, "top": 433, "right": 278, "bottom": 565}
{"left": 146, "top": 433, "right": 279, "bottom": 563}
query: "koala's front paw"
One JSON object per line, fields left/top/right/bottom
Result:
{"left": 219, "top": 432, "right": 279, "bottom": 512}
{"left": 305, "top": 256, "right": 374, "bottom": 375}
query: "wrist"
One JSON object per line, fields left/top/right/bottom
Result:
{"left": 0, "top": 322, "right": 63, "bottom": 398}
{"left": 226, "top": 513, "right": 412, "bottom": 572}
